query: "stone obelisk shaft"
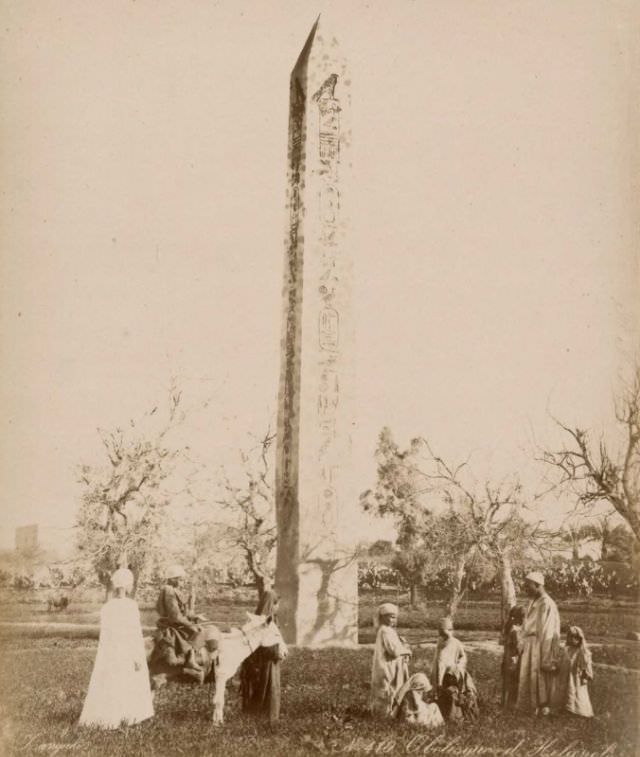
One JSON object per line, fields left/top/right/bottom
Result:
{"left": 275, "top": 18, "right": 357, "bottom": 647}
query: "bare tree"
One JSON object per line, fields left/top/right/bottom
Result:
{"left": 75, "top": 384, "right": 186, "bottom": 596}
{"left": 214, "top": 429, "right": 277, "bottom": 602}
{"left": 413, "top": 438, "right": 552, "bottom": 621}
{"left": 361, "top": 428, "right": 552, "bottom": 619}
{"left": 542, "top": 367, "right": 640, "bottom": 542}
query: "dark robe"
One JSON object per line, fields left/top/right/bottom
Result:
{"left": 437, "top": 668, "right": 480, "bottom": 722}
{"left": 150, "top": 584, "right": 202, "bottom": 668}
{"left": 239, "top": 591, "right": 282, "bottom": 723}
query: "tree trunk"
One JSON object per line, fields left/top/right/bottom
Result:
{"left": 409, "top": 583, "right": 419, "bottom": 607}
{"left": 499, "top": 552, "right": 517, "bottom": 627}
{"left": 254, "top": 571, "right": 272, "bottom": 605}
{"left": 131, "top": 568, "right": 139, "bottom": 598}
{"left": 445, "top": 554, "right": 467, "bottom": 619}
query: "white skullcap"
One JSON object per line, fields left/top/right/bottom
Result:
{"left": 378, "top": 602, "right": 399, "bottom": 617}
{"left": 166, "top": 564, "right": 186, "bottom": 580}
{"left": 111, "top": 568, "right": 134, "bottom": 589}
{"left": 525, "top": 571, "right": 545, "bottom": 586}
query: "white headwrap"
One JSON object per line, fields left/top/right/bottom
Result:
{"left": 525, "top": 571, "right": 545, "bottom": 586}
{"left": 166, "top": 564, "right": 186, "bottom": 580}
{"left": 111, "top": 568, "right": 134, "bottom": 590}
{"left": 374, "top": 602, "right": 399, "bottom": 628}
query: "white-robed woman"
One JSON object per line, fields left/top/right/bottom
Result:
{"left": 370, "top": 602, "right": 412, "bottom": 717}
{"left": 79, "top": 568, "right": 154, "bottom": 729}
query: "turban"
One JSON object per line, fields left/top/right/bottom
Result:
{"left": 166, "top": 564, "right": 186, "bottom": 580}
{"left": 111, "top": 568, "right": 134, "bottom": 590}
{"left": 377, "top": 602, "right": 398, "bottom": 618}
{"left": 439, "top": 616, "right": 454, "bottom": 631}
{"left": 525, "top": 571, "right": 545, "bottom": 586}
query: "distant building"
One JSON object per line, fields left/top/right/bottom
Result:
{"left": 15, "top": 524, "right": 39, "bottom": 555}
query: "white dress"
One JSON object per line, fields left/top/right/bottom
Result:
{"left": 79, "top": 597, "right": 154, "bottom": 728}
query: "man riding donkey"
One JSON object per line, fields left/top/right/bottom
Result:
{"left": 149, "top": 564, "right": 216, "bottom": 684}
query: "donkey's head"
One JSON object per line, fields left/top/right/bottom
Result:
{"left": 244, "top": 612, "right": 288, "bottom": 658}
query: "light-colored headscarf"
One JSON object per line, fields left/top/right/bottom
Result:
{"left": 568, "top": 625, "right": 588, "bottom": 649}
{"left": 111, "top": 568, "right": 134, "bottom": 591}
{"left": 391, "top": 672, "right": 432, "bottom": 715}
{"left": 567, "top": 625, "right": 592, "bottom": 671}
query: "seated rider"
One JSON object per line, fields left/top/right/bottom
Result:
{"left": 153, "top": 565, "right": 205, "bottom": 679}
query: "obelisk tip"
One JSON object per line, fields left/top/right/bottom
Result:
{"left": 292, "top": 16, "right": 322, "bottom": 74}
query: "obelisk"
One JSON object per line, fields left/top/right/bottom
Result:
{"left": 274, "top": 17, "right": 357, "bottom": 647}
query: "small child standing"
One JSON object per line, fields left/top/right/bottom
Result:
{"left": 557, "top": 626, "right": 594, "bottom": 718}
{"left": 432, "top": 617, "right": 467, "bottom": 691}
{"left": 432, "top": 617, "right": 479, "bottom": 722}
{"left": 501, "top": 606, "right": 525, "bottom": 708}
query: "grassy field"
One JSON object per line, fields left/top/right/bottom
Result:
{"left": 0, "top": 638, "right": 638, "bottom": 757}
{"left": 4, "top": 593, "right": 640, "bottom": 636}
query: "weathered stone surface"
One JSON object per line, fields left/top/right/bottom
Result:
{"left": 274, "top": 17, "right": 357, "bottom": 647}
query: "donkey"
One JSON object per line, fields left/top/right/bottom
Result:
{"left": 148, "top": 612, "right": 287, "bottom": 725}
{"left": 210, "top": 612, "right": 287, "bottom": 725}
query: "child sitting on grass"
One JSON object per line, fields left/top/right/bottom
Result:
{"left": 391, "top": 672, "right": 444, "bottom": 729}
{"left": 557, "top": 626, "right": 594, "bottom": 718}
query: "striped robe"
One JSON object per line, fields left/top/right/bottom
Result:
{"left": 516, "top": 592, "right": 561, "bottom": 712}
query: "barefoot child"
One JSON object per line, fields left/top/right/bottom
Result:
{"left": 502, "top": 606, "right": 525, "bottom": 708}
{"left": 557, "top": 626, "right": 594, "bottom": 718}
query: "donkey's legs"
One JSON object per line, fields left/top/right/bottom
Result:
{"left": 212, "top": 674, "right": 227, "bottom": 725}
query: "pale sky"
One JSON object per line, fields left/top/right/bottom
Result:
{"left": 1, "top": 0, "right": 638, "bottom": 550}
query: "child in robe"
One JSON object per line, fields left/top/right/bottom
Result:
{"left": 432, "top": 617, "right": 467, "bottom": 692}
{"left": 432, "top": 617, "right": 479, "bottom": 722}
{"left": 370, "top": 602, "right": 412, "bottom": 717}
{"left": 557, "top": 626, "right": 594, "bottom": 718}
{"left": 502, "top": 606, "right": 525, "bottom": 708}
{"left": 437, "top": 665, "right": 480, "bottom": 722}
{"left": 79, "top": 568, "right": 154, "bottom": 729}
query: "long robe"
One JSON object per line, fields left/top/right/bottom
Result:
{"left": 239, "top": 590, "right": 282, "bottom": 723}
{"left": 240, "top": 645, "right": 281, "bottom": 722}
{"left": 370, "top": 625, "right": 411, "bottom": 716}
{"left": 557, "top": 646, "right": 594, "bottom": 717}
{"left": 502, "top": 624, "right": 524, "bottom": 707}
{"left": 516, "top": 592, "right": 561, "bottom": 712}
{"left": 79, "top": 597, "right": 154, "bottom": 729}
{"left": 151, "top": 584, "right": 202, "bottom": 667}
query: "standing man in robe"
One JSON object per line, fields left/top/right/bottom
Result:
{"left": 516, "top": 571, "right": 561, "bottom": 715}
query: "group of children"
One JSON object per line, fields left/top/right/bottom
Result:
{"left": 370, "top": 604, "right": 479, "bottom": 729}
{"left": 371, "top": 600, "right": 594, "bottom": 730}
